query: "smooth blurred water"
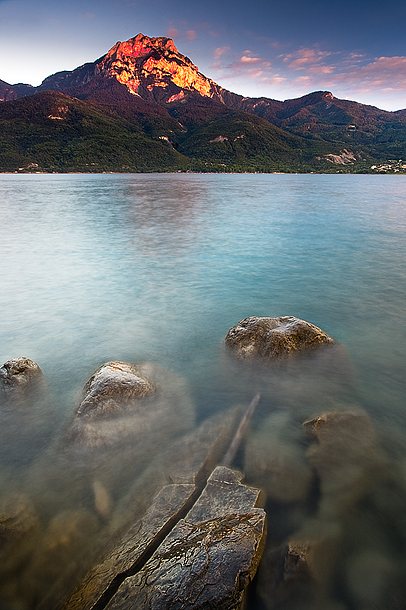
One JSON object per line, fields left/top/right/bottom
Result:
{"left": 0, "top": 173, "right": 406, "bottom": 609}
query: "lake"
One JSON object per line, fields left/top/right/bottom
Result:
{"left": 1, "top": 173, "right": 406, "bottom": 609}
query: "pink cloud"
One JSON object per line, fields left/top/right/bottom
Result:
{"left": 211, "top": 50, "right": 274, "bottom": 83}
{"left": 268, "top": 50, "right": 406, "bottom": 105}
{"left": 167, "top": 21, "right": 219, "bottom": 42}
{"left": 271, "top": 45, "right": 406, "bottom": 96}
{"left": 348, "top": 52, "right": 365, "bottom": 60}
{"left": 214, "top": 46, "right": 230, "bottom": 59}
{"left": 238, "top": 55, "right": 262, "bottom": 65}
{"left": 308, "top": 65, "right": 334, "bottom": 74}
{"left": 255, "top": 36, "right": 285, "bottom": 50}
{"left": 186, "top": 30, "right": 196, "bottom": 41}
{"left": 207, "top": 39, "right": 406, "bottom": 109}
{"left": 282, "top": 47, "right": 333, "bottom": 69}
{"left": 319, "top": 56, "right": 406, "bottom": 88}
{"left": 267, "top": 75, "right": 287, "bottom": 85}
{"left": 225, "top": 50, "right": 271, "bottom": 73}
{"left": 167, "top": 27, "right": 179, "bottom": 39}
{"left": 363, "top": 56, "right": 406, "bottom": 72}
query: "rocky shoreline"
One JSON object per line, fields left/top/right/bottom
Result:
{"left": 1, "top": 316, "right": 405, "bottom": 609}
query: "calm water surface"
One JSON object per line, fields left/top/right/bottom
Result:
{"left": 0, "top": 173, "right": 406, "bottom": 609}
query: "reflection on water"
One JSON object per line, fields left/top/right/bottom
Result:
{"left": 0, "top": 173, "right": 406, "bottom": 609}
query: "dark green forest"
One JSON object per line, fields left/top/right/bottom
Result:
{"left": 0, "top": 91, "right": 405, "bottom": 174}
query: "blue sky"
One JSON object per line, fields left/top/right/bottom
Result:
{"left": 1, "top": 0, "right": 406, "bottom": 110}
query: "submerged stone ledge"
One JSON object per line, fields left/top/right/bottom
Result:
{"left": 62, "top": 467, "right": 266, "bottom": 610}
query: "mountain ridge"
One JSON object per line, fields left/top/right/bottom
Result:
{"left": 1, "top": 34, "right": 406, "bottom": 173}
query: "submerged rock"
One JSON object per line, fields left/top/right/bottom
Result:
{"left": 285, "top": 409, "right": 389, "bottom": 604}
{"left": 0, "top": 357, "right": 44, "bottom": 401}
{"left": 23, "top": 508, "right": 101, "bottom": 609}
{"left": 244, "top": 412, "right": 312, "bottom": 504}
{"left": 110, "top": 406, "right": 242, "bottom": 534}
{"left": 303, "top": 409, "right": 386, "bottom": 522}
{"left": 225, "top": 316, "right": 335, "bottom": 360}
{"left": 253, "top": 410, "right": 388, "bottom": 610}
{"left": 0, "top": 493, "right": 40, "bottom": 576}
{"left": 256, "top": 542, "right": 317, "bottom": 610}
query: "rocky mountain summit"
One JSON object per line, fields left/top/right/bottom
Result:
{"left": 1, "top": 34, "right": 406, "bottom": 173}
{"left": 4, "top": 34, "right": 237, "bottom": 107}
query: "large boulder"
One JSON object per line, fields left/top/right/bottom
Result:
{"left": 225, "top": 316, "right": 335, "bottom": 359}
{"left": 223, "top": 317, "right": 354, "bottom": 421}
{"left": 77, "top": 362, "right": 154, "bottom": 420}
{"left": 225, "top": 316, "right": 335, "bottom": 360}
{"left": 63, "top": 361, "right": 194, "bottom": 450}
{"left": 25, "top": 362, "right": 196, "bottom": 523}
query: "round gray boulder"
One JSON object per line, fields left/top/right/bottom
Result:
{"left": 225, "top": 316, "right": 335, "bottom": 360}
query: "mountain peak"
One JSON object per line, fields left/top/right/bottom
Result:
{"left": 96, "top": 33, "right": 220, "bottom": 100}
{"left": 106, "top": 34, "right": 178, "bottom": 61}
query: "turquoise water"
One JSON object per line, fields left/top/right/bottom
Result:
{"left": 1, "top": 173, "right": 406, "bottom": 609}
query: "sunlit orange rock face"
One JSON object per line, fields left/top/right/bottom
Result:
{"left": 97, "top": 33, "right": 221, "bottom": 101}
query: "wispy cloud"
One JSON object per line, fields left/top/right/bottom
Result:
{"left": 166, "top": 21, "right": 218, "bottom": 43}
{"left": 209, "top": 39, "right": 406, "bottom": 109}
{"left": 214, "top": 46, "right": 230, "bottom": 59}
{"left": 166, "top": 25, "right": 196, "bottom": 42}
{"left": 167, "top": 27, "right": 179, "bottom": 39}
{"left": 185, "top": 29, "right": 196, "bottom": 41}
{"left": 274, "top": 45, "right": 406, "bottom": 98}
{"left": 326, "top": 56, "right": 406, "bottom": 96}
{"left": 282, "top": 47, "right": 333, "bottom": 70}
{"left": 212, "top": 49, "right": 272, "bottom": 81}
{"left": 255, "top": 36, "right": 285, "bottom": 50}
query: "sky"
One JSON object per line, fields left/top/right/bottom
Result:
{"left": 0, "top": 0, "right": 406, "bottom": 111}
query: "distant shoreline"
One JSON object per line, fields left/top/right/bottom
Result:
{"left": 1, "top": 171, "right": 406, "bottom": 176}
